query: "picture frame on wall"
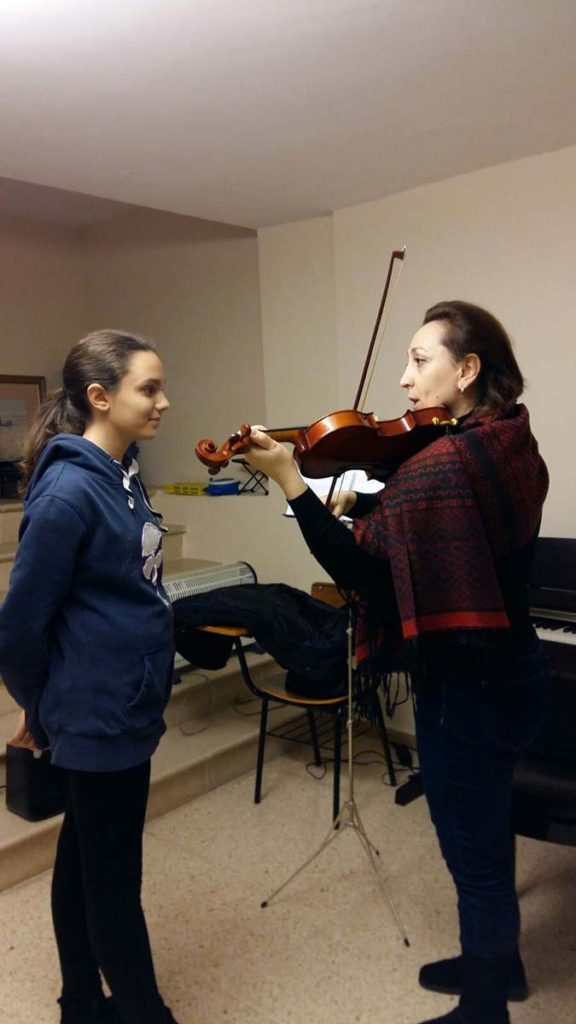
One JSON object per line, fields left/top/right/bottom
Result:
{"left": 0, "top": 374, "right": 47, "bottom": 468}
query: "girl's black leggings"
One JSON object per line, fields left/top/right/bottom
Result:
{"left": 51, "top": 759, "right": 167, "bottom": 1024}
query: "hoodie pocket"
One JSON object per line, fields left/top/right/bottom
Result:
{"left": 124, "top": 646, "right": 174, "bottom": 730}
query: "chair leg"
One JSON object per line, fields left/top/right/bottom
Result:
{"left": 372, "top": 688, "right": 397, "bottom": 787}
{"left": 306, "top": 710, "right": 322, "bottom": 766}
{"left": 254, "top": 696, "right": 269, "bottom": 804}
{"left": 332, "top": 707, "right": 343, "bottom": 822}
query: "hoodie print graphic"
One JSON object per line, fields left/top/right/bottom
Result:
{"left": 142, "top": 521, "right": 163, "bottom": 584}
{"left": 141, "top": 521, "right": 171, "bottom": 609}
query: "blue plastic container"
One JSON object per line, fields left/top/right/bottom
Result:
{"left": 206, "top": 478, "right": 240, "bottom": 496}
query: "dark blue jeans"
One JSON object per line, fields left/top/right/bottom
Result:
{"left": 414, "top": 635, "right": 549, "bottom": 958}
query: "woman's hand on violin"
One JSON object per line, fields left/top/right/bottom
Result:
{"left": 323, "top": 489, "right": 357, "bottom": 519}
{"left": 244, "top": 427, "right": 307, "bottom": 500}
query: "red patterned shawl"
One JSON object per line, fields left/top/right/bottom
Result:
{"left": 352, "top": 405, "right": 548, "bottom": 667}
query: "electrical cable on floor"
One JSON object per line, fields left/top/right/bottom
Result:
{"left": 302, "top": 739, "right": 419, "bottom": 786}
{"left": 179, "top": 718, "right": 210, "bottom": 736}
{"left": 228, "top": 691, "right": 422, "bottom": 791}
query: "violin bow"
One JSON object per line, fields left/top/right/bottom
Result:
{"left": 325, "top": 247, "right": 406, "bottom": 508}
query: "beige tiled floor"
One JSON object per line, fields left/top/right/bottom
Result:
{"left": 1, "top": 748, "right": 575, "bottom": 1024}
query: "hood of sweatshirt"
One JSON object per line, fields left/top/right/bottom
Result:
{"left": 27, "top": 434, "right": 142, "bottom": 512}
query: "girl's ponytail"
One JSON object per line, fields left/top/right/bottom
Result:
{"left": 21, "top": 388, "right": 86, "bottom": 486}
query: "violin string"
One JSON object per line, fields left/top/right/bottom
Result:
{"left": 358, "top": 258, "right": 405, "bottom": 411}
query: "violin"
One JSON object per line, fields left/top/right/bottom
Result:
{"left": 195, "top": 406, "right": 457, "bottom": 479}
{"left": 195, "top": 248, "right": 456, "bottom": 485}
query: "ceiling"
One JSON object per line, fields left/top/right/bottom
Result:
{"left": 1, "top": 0, "right": 576, "bottom": 230}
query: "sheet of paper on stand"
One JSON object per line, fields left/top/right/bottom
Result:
{"left": 283, "top": 470, "right": 384, "bottom": 519}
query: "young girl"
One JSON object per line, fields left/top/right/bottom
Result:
{"left": 243, "top": 301, "right": 550, "bottom": 1024}
{"left": 0, "top": 331, "right": 179, "bottom": 1024}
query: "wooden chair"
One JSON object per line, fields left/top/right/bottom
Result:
{"left": 198, "top": 580, "right": 397, "bottom": 821}
{"left": 199, "top": 624, "right": 348, "bottom": 821}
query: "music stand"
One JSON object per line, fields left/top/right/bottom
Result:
{"left": 232, "top": 458, "right": 269, "bottom": 494}
{"left": 261, "top": 598, "right": 410, "bottom": 947}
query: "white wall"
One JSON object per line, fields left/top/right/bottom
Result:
{"left": 258, "top": 216, "right": 338, "bottom": 424}
{"left": 81, "top": 207, "right": 266, "bottom": 487}
{"left": 0, "top": 213, "right": 87, "bottom": 384}
{"left": 147, "top": 211, "right": 343, "bottom": 583}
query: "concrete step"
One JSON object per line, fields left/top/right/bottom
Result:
{"left": 0, "top": 653, "right": 295, "bottom": 892}
{"left": 0, "top": 680, "right": 18, "bottom": 719}
{"left": 0, "top": 501, "right": 23, "bottom": 546}
{"left": 0, "top": 544, "right": 15, "bottom": 592}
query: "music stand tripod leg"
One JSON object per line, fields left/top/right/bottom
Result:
{"left": 260, "top": 817, "right": 343, "bottom": 908}
{"left": 260, "top": 598, "right": 410, "bottom": 947}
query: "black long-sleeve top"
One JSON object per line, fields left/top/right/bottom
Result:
{"left": 288, "top": 485, "right": 535, "bottom": 674}
{"left": 287, "top": 487, "right": 398, "bottom": 625}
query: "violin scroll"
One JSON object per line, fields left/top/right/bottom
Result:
{"left": 195, "top": 423, "right": 252, "bottom": 475}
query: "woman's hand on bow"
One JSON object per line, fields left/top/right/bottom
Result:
{"left": 323, "top": 489, "right": 357, "bottom": 519}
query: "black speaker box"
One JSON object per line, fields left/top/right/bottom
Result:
{"left": 5, "top": 745, "right": 68, "bottom": 821}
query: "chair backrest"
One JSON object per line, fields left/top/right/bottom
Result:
{"left": 311, "top": 581, "right": 346, "bottom": 609}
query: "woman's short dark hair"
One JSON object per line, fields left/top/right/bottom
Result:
{"left": 22, "top": 329, "right": 156, "bottom": 485}
{"left": 423, "top": 300, "right": 525, "bottom": 419}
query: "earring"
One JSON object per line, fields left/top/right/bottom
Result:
{"left": 458, "top": 382, "right": 466, "bottom": 394}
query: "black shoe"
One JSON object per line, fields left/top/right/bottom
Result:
{"left": 414, "top": 1010, "right": 510, "bottom": 1024}
{"left": 419, "top": 950, "right": 528, "bottom": 1002}
{"left": 97, "top": 996, "right": 178, "bottom": 1023}
{"left": 414, "top": 1010, "right": 466, "bottom": 1024}
{"left": 96, "top": 997, "right": 123, "bottom": 1023}
{"left": 58, "top": 995, "right": 115, "bottom": 1024}
{"left": 414, "top": 993, "right": 509, "bottom": 1023}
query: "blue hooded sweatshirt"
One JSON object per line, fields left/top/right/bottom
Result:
{"left": 0, "top": 435, "right": 174, "bottom": 771}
